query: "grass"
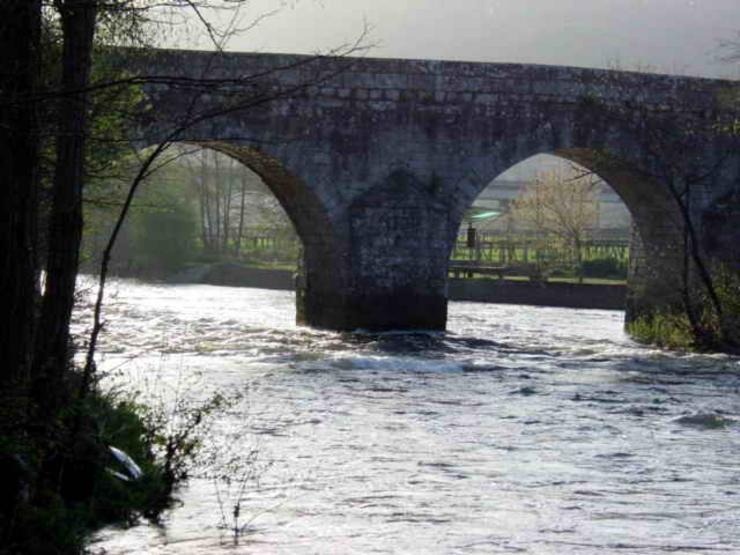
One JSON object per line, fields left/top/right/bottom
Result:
{"left": 236, "top": 260, "right": 296, "bottom": 271}
{"left": 545, "top": 276, "right": 625, "bottom": 285}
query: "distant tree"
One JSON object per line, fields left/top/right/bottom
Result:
{"left": 719, "top": 32, "right": 740, "bottom": 67}
{"left": 83, "top": 153, "right": 199, "bottom": 277}
{"left": 177, "top": 146, "right": 297, "bottom": 259}
{"left": 182, "top": 147, "right": 239, "bottom": 256}
{"left": 510, "top": 168, "right": 600, "bottom": 283}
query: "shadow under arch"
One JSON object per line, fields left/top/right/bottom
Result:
{"left": 451, "top": 148, "right": 685, "bottom": 323}
{"left": 172, "top": 140, "right": 342, "bottom": 326}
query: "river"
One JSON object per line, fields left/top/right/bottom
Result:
{"left": 85, "top": 280, "right": 740, "bottom": 554}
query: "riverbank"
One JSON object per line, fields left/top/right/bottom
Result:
{"left": 170, "top": 263, "right": 626, "bottom": 310}
{"left": 448, "top": 278, "right": 625, "bottom": 309}
{"left": 170, "top": 263, "right": 295, "bottom": 290}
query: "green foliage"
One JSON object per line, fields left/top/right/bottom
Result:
{"left": 7, "top": 498, "right": 89, "bottom": 555}
{"left": 79, "top": 59, "right": 148, "bottom": 274}
{"left": 87, "top": 50, "right": 148, "bottom": 181}
{"left": 0, "top": 392, "right": 157, "bottom": 554}
{"left": 0, "top": 376, "right": 223, "bottom": 554}
{"left": 83, "top": 394, "right": 171, "bottom": 524}
{"left": 704, "top": 264, "right": 740, "bottom": 348}
{"left": 127, "top": 180, "right": 199, "bottom": 277}
{"left": 627, "top": 265, "right": 740, "bottom": 352}
{"left": 83, "top": 156, "right": 199, "bottom": 278}
{"left": 627, "top": 311, "right": 695, "bottom": 350}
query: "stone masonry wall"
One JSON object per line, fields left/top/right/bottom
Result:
{"left": 124, "top": 48, "right": 740, "bottom": 330}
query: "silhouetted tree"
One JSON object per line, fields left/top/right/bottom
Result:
{"left": 0, "top": 1, "right": 42, "bottom": 395}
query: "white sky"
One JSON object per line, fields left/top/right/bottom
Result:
{"left": 176, "top": 0, "right": 740, "bottom": 78}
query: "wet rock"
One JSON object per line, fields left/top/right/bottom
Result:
{"left": 511, "top": 386, "right": 538, "bottom": 396}
{"left": 671, "top": 413, "right": 736, "bottom": 429}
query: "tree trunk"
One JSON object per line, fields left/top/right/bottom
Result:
{"left": 34, "top": 0, "right": 97, "bottom": 404}
{"left": 235, "top": 173, "right": 247, "bottom": 256}
{"left": 211, "top": 151, "right": 222, "bottom": 254}
{"left": 668, "top": 176, "right": 727, "bottom": 346}
{"left": 221, "top": 157, "right": 233, "bottom": 253}
{"left": 195, "top": 155, "right": 211, "bottom": 253}
{"left": 0, "top": 0, "right": 42, "bottom": 391}
{"left": 574, "top": 235, "right": 584, "bottom": 284}
{"left": 187, "top": 154, "right": 210, "bottom": 253}
{"left": 198, "top": 181, "right": 209, "bottom": 251}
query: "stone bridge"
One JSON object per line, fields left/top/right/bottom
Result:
{"left": 122, "top": 48, "right": 740, "bottom": 331}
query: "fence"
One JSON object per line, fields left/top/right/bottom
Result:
{"left": 449, "top": 230, "right": 630, "bottom": 281}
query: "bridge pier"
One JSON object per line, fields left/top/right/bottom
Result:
{"left": 625, "top": 222, "right": 686, "bottom": 324}
{"left": 296, "top": 245, "right": 450, "bottom": 331}
{"left": 297, "top": 171, "right": 452, "bottom": 331}
{"left": 297, "top": 278, "right": 448, "bottom": 331}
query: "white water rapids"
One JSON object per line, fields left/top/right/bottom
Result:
{"left": 83, "top": 280, "right": 740, "bottom": 554}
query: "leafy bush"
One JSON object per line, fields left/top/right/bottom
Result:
{"left": 82, "top": 159, "right": 199, "bottom": 279}
{"left": 128, "top": 194, "right": 198, "bottom": 277}
{"left": 627, "top": 311, "right": 695, "bottom": 350}
{"left": 0, "top": 377, "right": 222, "bottom": 555}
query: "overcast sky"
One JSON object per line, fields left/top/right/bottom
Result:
{"left": 178, "top": 0, "right": 740, "bottom": 78}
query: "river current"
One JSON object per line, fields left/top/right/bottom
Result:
{"left": 85, "top": 280, "right": 740, "bottom": 554}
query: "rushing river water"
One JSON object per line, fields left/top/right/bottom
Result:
{"left": 85, "top": 280, "right": 740, "bottom": 554}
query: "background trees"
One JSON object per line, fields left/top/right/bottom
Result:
{"left": 510, "top": 168, "right": 600, "bottom": 282}
{"left": 81, "top": 145, "right": 300, "bottom": 279}
{"left": 83, "top": 156, "right": 200, "bottom": 277}
{"left": 180, "top": 147, "right": 297, "bottom": 262}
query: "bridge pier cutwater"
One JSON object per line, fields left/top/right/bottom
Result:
{"left": 130, "top": 49, "right": 740, "bottom": 331}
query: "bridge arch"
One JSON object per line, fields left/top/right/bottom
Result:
{"left": 185, "top": 142, "right": 348, "bottom": 326}
{"left": 136, "top": 140, "right": 345, "bottom": 326}
{"left": 449, "top": 146, "right": 685, "bottom": 322}
{"left": 184, "top": 141, "right": 332, "bottom": 245}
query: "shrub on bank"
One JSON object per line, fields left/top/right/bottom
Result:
{"left": 627, "top": 312, "right": 695, "bottom": 350}
{"left": 0, "top": 381, "right": 199, "bottom": 555}
{"left": 627, "top": 265, "right": 740, "bottom": 352}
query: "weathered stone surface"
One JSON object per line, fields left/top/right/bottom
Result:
{"left": 703, "top": 191, "right": 740, "bottom": 272}
{"left": 122, "top": 48, "right": 740, "bottom": 330}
